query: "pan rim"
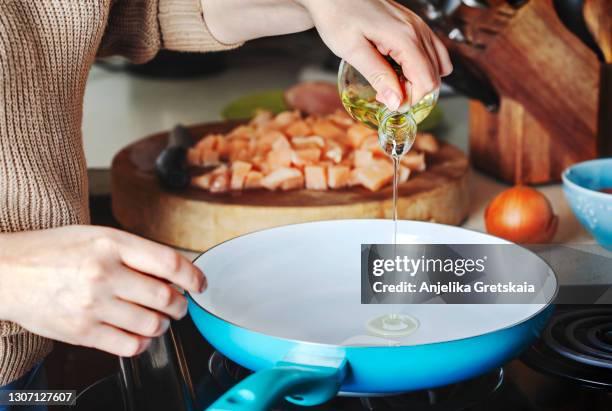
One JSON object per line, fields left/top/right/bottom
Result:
{"left": 188, "top": 218, "right": 558, "bottom": 349}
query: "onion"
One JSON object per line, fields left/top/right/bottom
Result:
{"left": 484, "top": 186, "right": 558, "bottom": 243}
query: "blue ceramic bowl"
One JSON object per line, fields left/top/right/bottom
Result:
{"left": 562, "top": 158, "right": 612, "bottom": 250}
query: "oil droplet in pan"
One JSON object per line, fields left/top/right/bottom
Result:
{"left": 366, "top": 313, "right": 419, "bottom": 337}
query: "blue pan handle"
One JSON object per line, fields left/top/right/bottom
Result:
{"left": 206, "top": 362, "right": 344, "bottom": 411}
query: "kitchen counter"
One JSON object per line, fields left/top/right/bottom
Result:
{"left": 83, "top": 63, "right": 605, "bottom": 284}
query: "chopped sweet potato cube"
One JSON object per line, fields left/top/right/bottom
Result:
{"left": 348, "top": 169, "right": 361, "bottom": 187}
{"left": 324, "top": 140, "right": 344, "bottom": 163}
{"left": 347, "top": 123, "right": 375, "bottom": 148}
{"left": 227, "top": 126, "right": 252, "bottom": 140}
{"left": 271, "top": 135, "right": 291, "bottom": 150}
{"left": 191, "top": 173, "right": 212, "bottom": 190}
{"left": 327, "top": 110, "right": 355, "bottom": 129}
{"left": 399, "top": 165, "right": 411, "bottom": 183}
{"left": 414, "top": 132, "right": 439, "bottom": 153}
{"left": 291, "top": 135, "right": 325, "bottom": 149}
{"left": 292, "top": 148, "right": 322, "bottom": 167}
{"left": 216, "top": 137, "right": 229, "bottom": 157}
{"left": 327, "top": 165, "right": 350, "bottom": 189}
{"left": 353, "top": 160, "right": 394, "bottom": 191}
{"left": 202, "top": 149, "right": 220, "bottom": 166}
{"left": 266, "top": 148, "right": 293, "bottom": 169}
{"left": 210, "top": 171, "right": 230, "bottom": 193}
{"left": 360, "top": 135, "right": 385, "bottom": 157}
{"left": 312, "top": 120, "right": 344, "bottom": 140}
{"left": 353, "top": 149, "right": 374, "bottom": 168}
{"left": 261, "top": 167, "right": 303, "bottom": 191}
{"left": 186, "top": 148, "right": 200, "bottom": 166}
{"left": 194, "top": 135, "right": 217, "bottom": 151}
{"left": 230, "top": 161, "right": 253, "bottom": 190}
{"left": 273, "top": 111, "right": 300, "bottom": 130}
{"left": 285, "top": 120, "right": 312, "bottom": 137}
{"left": 244, "top": 171, "right": 263, "bottom": 189}
{"left": 401, "top": 151, "right": 426, "bottom": 172}
{"left": 304, "top": 166, "right": 327, "bottom": 190}
{"left": 251, "top": 110, "right": 273, "bottom": 127}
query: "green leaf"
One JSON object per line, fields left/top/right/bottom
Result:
{"left": 221, "top": 90, "right": 287, "bottom": 120}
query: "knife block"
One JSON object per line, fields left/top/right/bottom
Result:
{"left": 446, "top": 0, "right": 605, "bottom": 184}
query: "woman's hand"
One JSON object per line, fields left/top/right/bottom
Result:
{"left": 203, "top": 0, "right": 452, "bottom": 110}
{"left": 0, "top": 226, "right": 206, "bottom": 357}
{"left": 298, "top": 0, "right": 452, "bottom": 109}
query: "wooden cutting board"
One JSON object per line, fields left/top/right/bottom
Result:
{"left": 111, "top": 122, "right": 470, "bottom": 251}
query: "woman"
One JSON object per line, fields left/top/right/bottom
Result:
{"left": 0, "top": 0, "right": 451, "bottom": 391}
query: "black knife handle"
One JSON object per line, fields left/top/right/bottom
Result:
{"left": 155, "top": 124, "right": 193, "bottom": 189}
{"left": 444, "top": 51, "right": 500, "bottom": 112}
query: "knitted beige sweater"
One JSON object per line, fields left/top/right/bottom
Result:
{"left": 0, "top": 0, "right": 239, "bottom": 385}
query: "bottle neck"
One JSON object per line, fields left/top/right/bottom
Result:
{"left": 377, "top": 108, "right": 417, "bottom": 158}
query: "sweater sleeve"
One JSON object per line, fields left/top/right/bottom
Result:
{"left": 98, "top": 0, "right": 242, "bottom": 64}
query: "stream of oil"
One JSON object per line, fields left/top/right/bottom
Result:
{"left": 364, "top": 139, "right": 419, "bottom": 340}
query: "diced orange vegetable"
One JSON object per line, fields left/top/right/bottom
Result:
{"left": 401, "top": 151, "right": 426, "bottom": 172}
{"left": 324, "top": 140, "right": 344, "bottom": 163}
{"left": 260, "top": 167, "right": 303, "bottom": 191}
{"left": 291, "top": 135, "right": 325, "bottom": 149}
{"left": 271, "top": 135, "right": 291, "bottom": 150}
{"left": 399, "top": 165, "right": 411, "bottom": 183}
{"left": 353, "top": 149, "right": 374, "bottom": 168}
{"left": 304, "top": 166, "right": 327, "bottom": 190}
{"left": 202, "top": 150, "right": 221, "bottom": 166}
{"left": 187, "top": 148, "right": 201, "bottom": 166}
{"left": 347, "top": 123, "right": 375, "bottom": 148}
{"left": 227, "top": 126, "right": 252, "bottom": 140}
{"left": 210, "top": 170, "right": 230, "bottom": 193}
{"left": 266, "top": 148, "right": 293, "bottom": 169}
{"left": 285, "top": 120, "right": 312, "bottom": 137}
{"left": 327, "top": 165, "right": 350, "bottom": 189}
{"left": 312, "top": 120, "right": 344, "bottom": 140}
{"left": 280, "top": 174, "right": 305, "bottom": 191}
{"left": 352, "top": 160, "right": 394, "bottom": 191}
{"left": 244, "top": 171, "right": 263, "bottom": 189}
{"left": 292, "top": 148, "right": 322, "bottom": 167}
{"left": 251, "top": 110, "right": 273, "bottom": 127}
{"left": 191, "top": 173, "right": 212, "bottom": 189}
{"left": 414, "top": 132, "right": 439, "bottom": 154}
{"left": 186, "top": 108, "right": 431, "bottom": 193}
{"left": 348, "top": 169, "right": 361, "bottom": 187}
{"left": 273, "top": 111, "right": 300, "bottom": 130}
{"left": 360, "top": 135, "right": 385, "bottom": 157}
{"left": 230, "top": 161, "right": 253, "bottom": 190}
{"left": 216, "top": 137, "right": 229, "bottom": 157}
{"left": 328, "top": 110, "right": 355, "bottom": 129}
{"left": 194, "top": 135, "right": 217, "bottom": 151}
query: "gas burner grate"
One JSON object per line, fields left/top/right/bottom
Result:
{"left": 522, "top": 307, "right": 612, "bottom": 389}
{"left": 545, "top": 308, "right": 612, "bottom": 369}
{"left": 207, "top": 351, "right": 504, "bottom": 411}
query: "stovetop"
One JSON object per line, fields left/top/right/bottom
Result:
{"left": 74, "top": 305, "right": 612, "bottom": 411}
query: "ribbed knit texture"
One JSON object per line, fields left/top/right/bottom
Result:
{"left": 0, "top": 0, "right": 240, "bottom": 385}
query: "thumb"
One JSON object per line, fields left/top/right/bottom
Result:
{"left": 344, "top": 41, "right": 403, "bottom": 111}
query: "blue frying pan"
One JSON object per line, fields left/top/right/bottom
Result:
{"left": 188, "top": 220, "right": 557, "bottom": 410}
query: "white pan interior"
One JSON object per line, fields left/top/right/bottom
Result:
{"left": 191, "top": 220, "right": 555, "bottom": 347}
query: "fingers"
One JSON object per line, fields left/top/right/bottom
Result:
{"left": 112, "top": 266, "right": 188, "bottom": 320}
{"left": 111, "top": 230, "right": 206, "bottom": 293}
{"left": 86, "top": 323, "right": 151, "bottom": 357}
{"left": 389, "top": 31, "right": 438, "bottom": 106}
{"left": 345, "top": 39, "right": 404, "bottom": 111}
{"left": 430, "top": 32, "right": 453, "bottom": 77}
{"left": 99, "top": 298, "right": 170, "bottom": 338}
